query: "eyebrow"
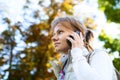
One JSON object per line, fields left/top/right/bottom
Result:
{"left": 57, "top": 29, "right": 63, "bottom": 32}
{"left": 53, "top": 29, "right": 64, "bottom": 35}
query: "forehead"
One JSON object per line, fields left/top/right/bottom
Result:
{"left": 54, "top": 23, "right": 73, "bottom": 32}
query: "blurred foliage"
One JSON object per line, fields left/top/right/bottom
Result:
{"left": 113, "top": 58, "right": 120, "bottom": 72}
{"left": 99, "top": 30, "right": 120, "bottom": 72}
{"left": 99, "top": 30, "right": 120, "bottom": 53}
{"left": 0, "top": 0, "right": 80, "bottom": 80}
{"left": 0, "top": 0, "right": 120, "bottom": 80}
{"left": 98, "top": 0, "right": 120, "bottom": 72}
{"left": 98, "top": 0, "right": 120, "bottom": 23}
{"left": 84, "top": 17, "right": 97, "bottom": 30}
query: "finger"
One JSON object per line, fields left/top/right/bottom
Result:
{"left": 74, "top": 32, "right": 80, "bottom": 39}
{"left": 79, "top": 32, "right": 83, "bottom": 40}
{"left": 69, "top": 33, "right": 75, "bottom": 39}
{"left": 70, "top": 32, "right": 78, "bottom": 39}
{"left": 66, "top": 36, "right": 74, "bottom": 42}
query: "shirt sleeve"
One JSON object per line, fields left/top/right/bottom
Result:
{"left": 71, "top": 48, "right": 113, "bottom": 80}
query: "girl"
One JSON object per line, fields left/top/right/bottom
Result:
{"left": 50, "top": 16, "right": 117, "bottom": 80}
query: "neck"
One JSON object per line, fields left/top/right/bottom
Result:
{"left": 60, "top": 49, "right": 71, "bottom": 54}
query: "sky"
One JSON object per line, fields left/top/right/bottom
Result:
{"left": 0, "top": 0, "right": 120, "bottom": 79}
{"left": 0, "top": 0, "right": 120, "bottom": 56}
{"left": 0, "top": 0, "right": 120, "bottom": 35}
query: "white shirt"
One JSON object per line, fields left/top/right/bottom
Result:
{"left": 70, "top": 48, "right": 117, "bottom": 80}
{"left": 50, "top": 48, "right": 117, "bottom": 80}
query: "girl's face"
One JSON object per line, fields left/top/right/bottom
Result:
{"left": 51, "top": 23, "right": 73, "bottom": 54}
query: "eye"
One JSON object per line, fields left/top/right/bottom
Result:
{"left": 58, "top": 30, "right": 63, "bottom": 34}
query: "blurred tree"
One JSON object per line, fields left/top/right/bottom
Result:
{"left": 0, "top": 0, "right": 78, "bottom": 80}
{"left": 98, "top": 0, "right": 120, "bottom": 72}
{"left": 0, "top": 18, "right": 17, "bottom": 79}
{"left": 98, "top": 0, "right": 120, "bottom": 23}
{"left": 99, "top": 30, "right": 120, "bottom": 54}
{"left": 0, "top": 0, "right": 113, "bottom": 80}
{"left": 99, "top": 30, "right": 120, "bottom": 72}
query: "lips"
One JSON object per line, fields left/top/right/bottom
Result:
{"left": 54, "top": 42, "right": 60, "bottom": 47}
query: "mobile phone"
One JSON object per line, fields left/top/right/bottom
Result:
{"left": 66, "top": 31, "right": 79, "bottom": 47}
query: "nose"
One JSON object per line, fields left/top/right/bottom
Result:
{"left": 51, "top": 35, "right": 58, "bottom": 42}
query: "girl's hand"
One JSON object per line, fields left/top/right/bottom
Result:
{"left": 66, "top": 32, "right": 84, "bottom": 49}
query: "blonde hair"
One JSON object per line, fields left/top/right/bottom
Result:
{"left": 51, "top": 16, "right": 94, "bottom": 52}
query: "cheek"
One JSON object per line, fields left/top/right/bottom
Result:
{"left": 60, "top": 35, "right": 68, "bottom": 44}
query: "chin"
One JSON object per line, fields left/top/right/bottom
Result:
{"left": 55, "top": 45, "right": 69, "bottom": 53}
{"left": 54, "top": 48, "right": 61, "bottom": 52}
{"left": 55, "top": 48, "right": 61, "bottom": 52}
